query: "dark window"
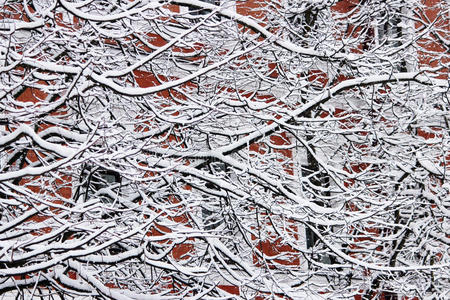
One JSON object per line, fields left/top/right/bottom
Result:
{"left": 383, "top": 292, "right": 398, "bottom": 300}
{"left": 202, "top": 159, "right": 226, "bottom": 230}
{"left": 373, "top": 6, "right": 407, "bottom": 71}
{"left": 189, "top": 0, "right": 220, "bottom": 16}
{"left": 202, "top": 202, "right": 223, "bottom": 231}
{"left": 75, "top": 166, "right": 121, "bottom": 204}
